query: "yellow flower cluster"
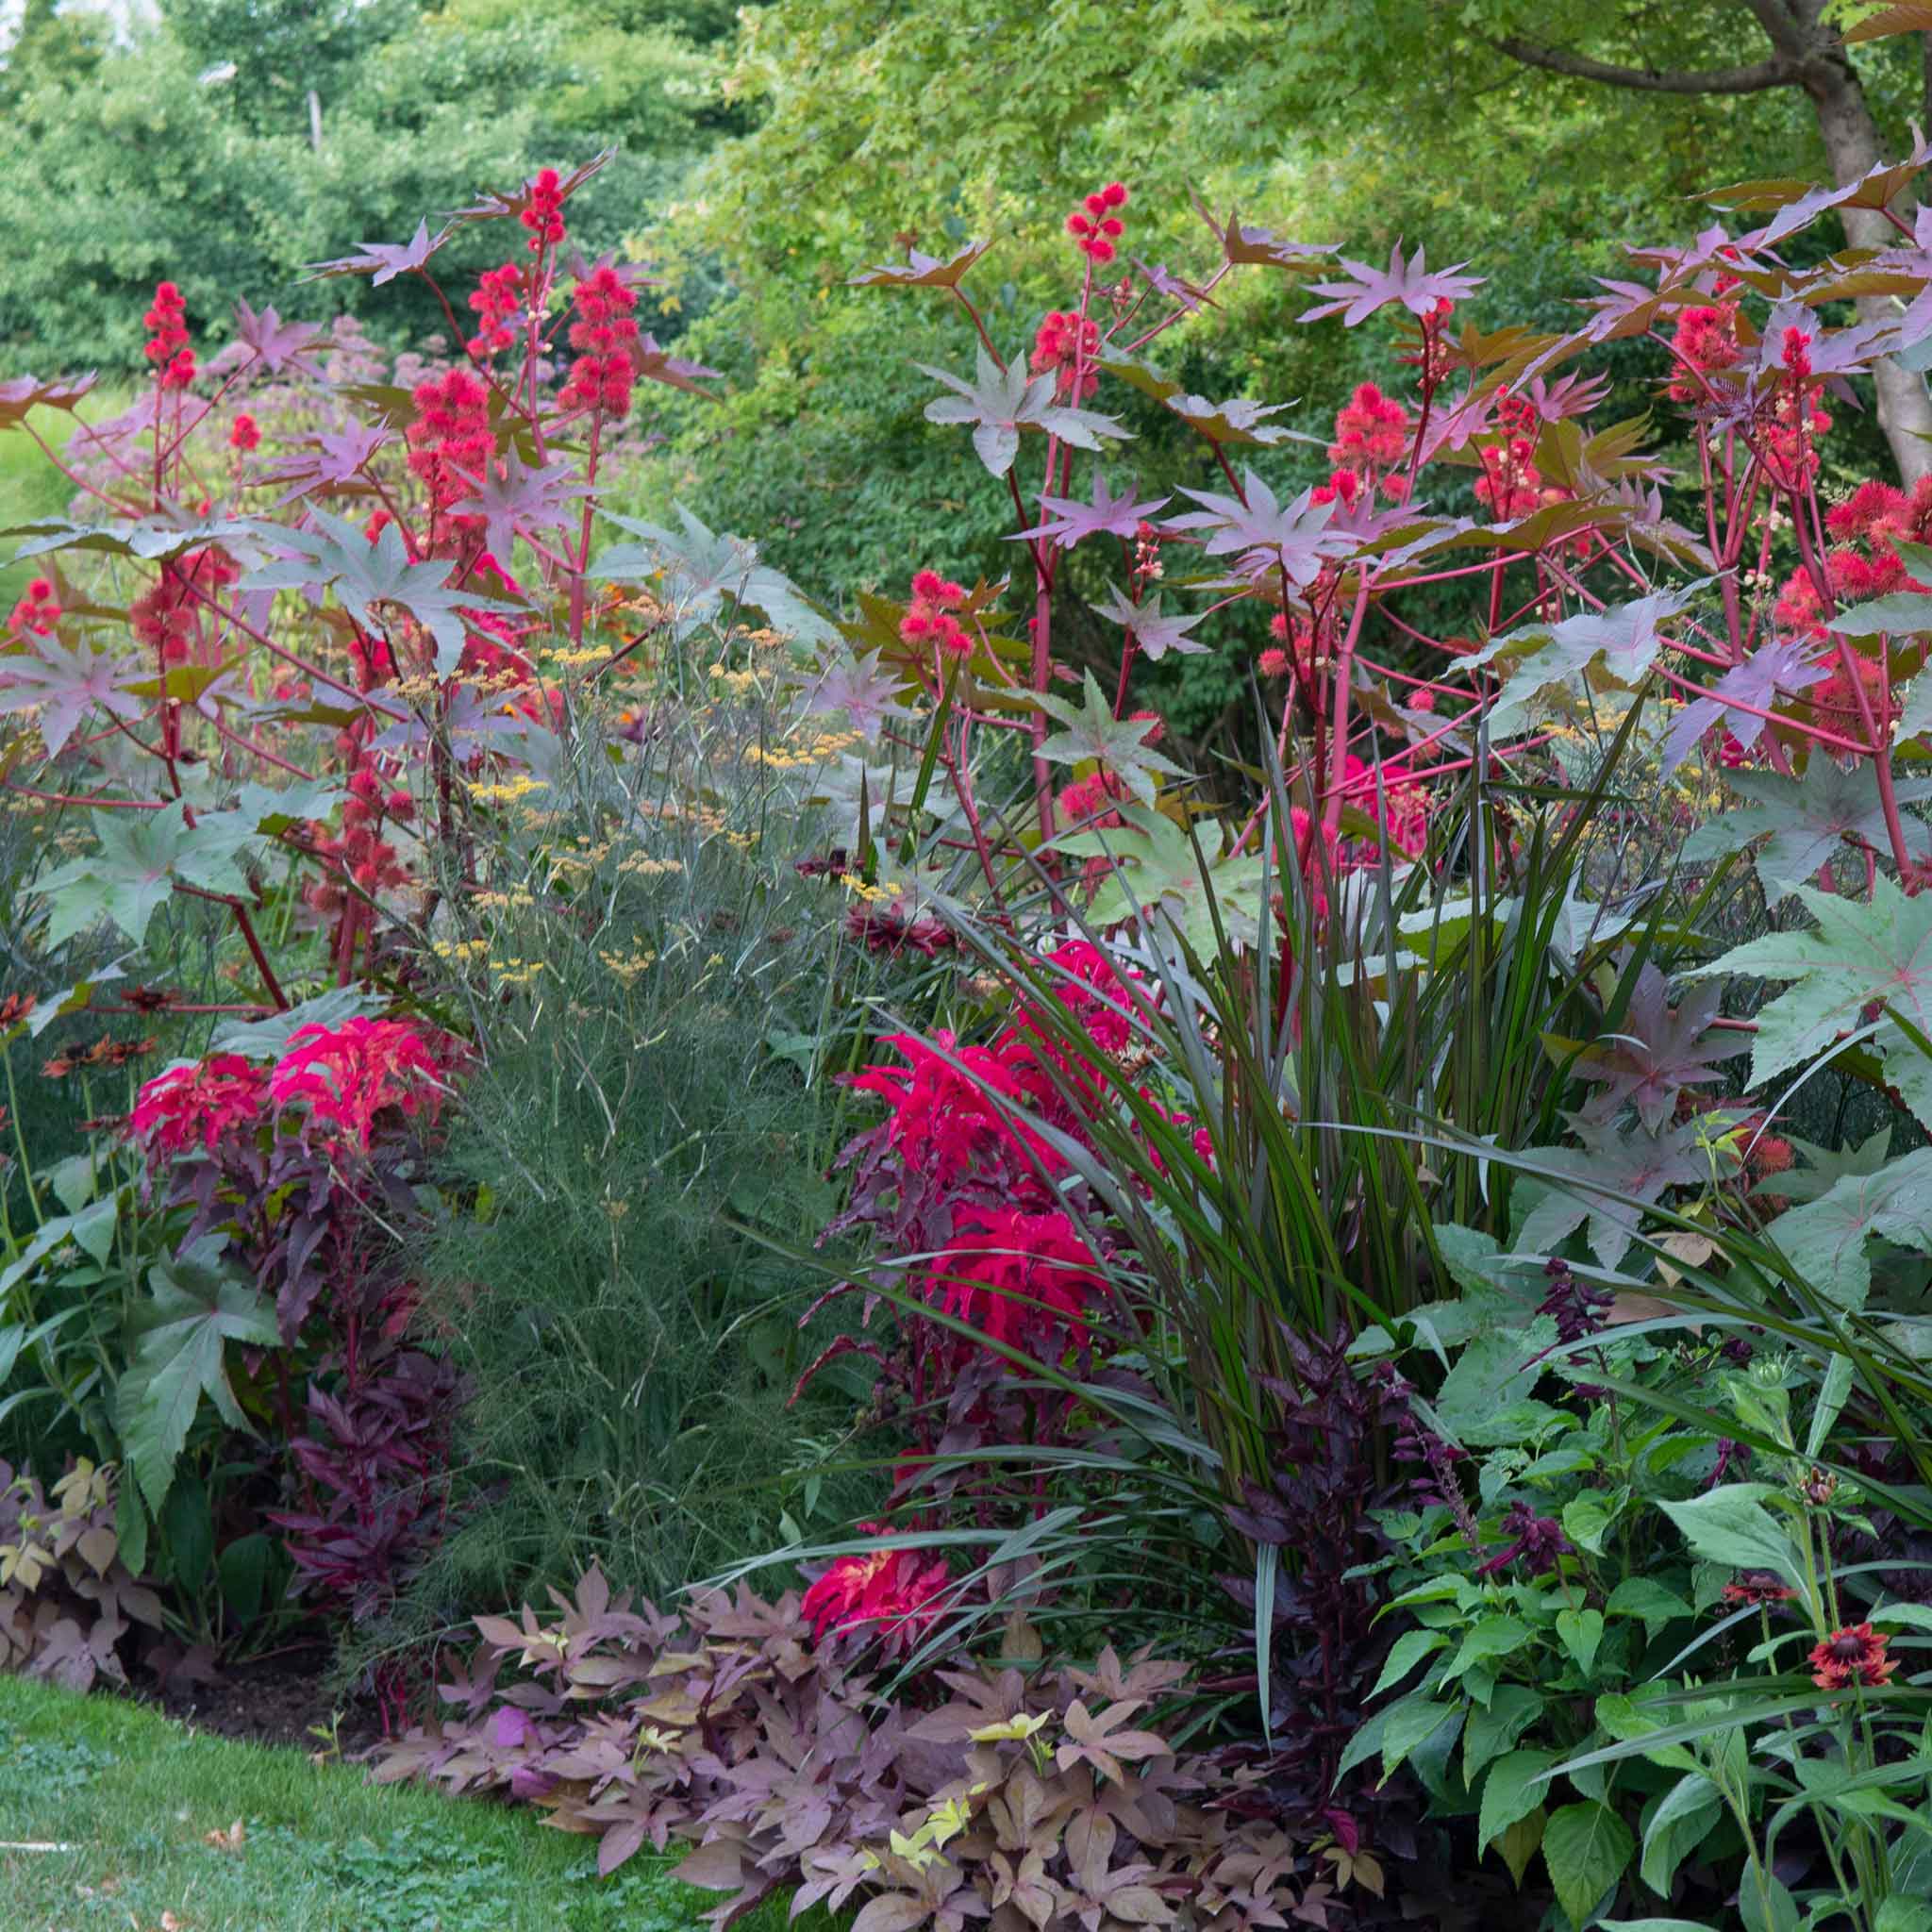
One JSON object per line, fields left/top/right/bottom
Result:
{"left": 597, "top": 944, "right": 658, "bottom": 984}
{"left": 617, "top": 853, "right": 684, "bottom": 879}
{"left": 706, "top": 663, "right": 761, "bottom": 698}
{"left": 467, "top": 774, "right": 550, "bottom": 808}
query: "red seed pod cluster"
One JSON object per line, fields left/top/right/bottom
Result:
{"left": 130, "top": 548, "right": 239, "bottom": 664}
{"left": 7, "top": 575, "right": 60, "bottom": 637}
{"left": 406, "top": 368, "right": 494, "bottom": 533}
{"left": 521, "top": 167, "right": 566, "bottom": 253}
{"left": 143, "top": 280, "right": 196, "bottom": 390}
{"left": 228, "top": 412, "right": 260, "bottom": 452}
{"left": 559, "top": 264, "right": 641, "bottom": 420}
{"left": 467, "top": 261, "right": 525, "bottom": 360}
{"left": 898, "top": 570, "right": 971, "bottom": 658}
{"left": 1064, "top": 182, "right": 1127, "bottom": 264}
{"left": 1030, "top": 309, "right": 1100, "bottom": 399}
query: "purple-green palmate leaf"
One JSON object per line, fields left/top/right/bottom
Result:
{"left": 1164, "top": 468, "right": 1355, "bottom": 586}
{"left": 1010, "top": 474, "right": 1169, "bottom": 550}
{"left": 306, "top": 218, "right": 446, "bottom": 285}
{"left": 242, "top": 508, "right": 523, "bottom": 678}
{"left": 1679, "top": 759, "right": 1932, "bottom": 903}
{"left": 450, "top": 449, "right": 594, "bottom": 562}
{"left": 258, "top": 420, "right": 390, "bottom": 508}
{"left": 1516, "top": 1113, "right": 1732, "bottom": 1271}
{"left": 800, "top": 648, "right": 913, "bottom": 744}
{"left": 0, "top": 633, "right": 145, "bottom": 757}
{"left": 847, "top": 239, "right": 991, "bottom": 288}
{"left": 917, "top": 347, "right": 1130, "bottom": 480}
{"left": 1089, "top": 585, "right": 1208, "bottom": 661}
{"left": 1034, "top": 669, "right": 1186, "bottom": 802}
{"left": 1299, "top": 242, "right": 1484, "bottom": 326}
{"left": 1574, "top": 962, "right": 1735, "bottom": 1135}
{"left": 1661, "top": 636, "right": 1829, "bottom": 774}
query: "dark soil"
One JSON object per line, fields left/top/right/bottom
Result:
{"left": 137, "top": 1647, "right": 384, "bottom": 1755}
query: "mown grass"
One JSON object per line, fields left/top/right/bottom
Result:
{"left": 0, "top": 1675, "right": 818, "bottom": 1932}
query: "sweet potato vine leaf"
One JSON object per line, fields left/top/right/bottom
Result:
{"left": 918, "top": 347, "right": 1129, "bottom": 479}
{"left": 115, "top": 1241, "right": 279, "bottom": 1515}
{"left": 1687, "top": 873, "right": 1932, "bottom": 1133}
{"left": 1035, "top": 670, "right": 1186, "bottom": 804}
{"left": 1680, "top": 759, "right": 1932, "bottom": 903}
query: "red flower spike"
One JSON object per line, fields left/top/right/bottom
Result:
{"left": 229, "top": 413, "right": 260, "bottom": 452}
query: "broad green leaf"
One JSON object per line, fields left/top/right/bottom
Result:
{"left": 1761, "top": 1147, "right": 1932, "bottom": 1310}
{"left": 1687, "top": 874, "right": 1932, "bottom": 1132}
{"left": 1542, "top": 1799, "right": 1635, "bottom": 1931}
{"left": 1034, "top": 669, "right": 1187, "bottom": 805}
{"left": 1638, "top": 1773, "right": 1721, "bottom": 1895}
{"left": 1657, "top": 1486, "right": 1803, "bottom": 1592}
{"left": 1371, "top": 1628, "right": 1449, "bottom": 1697}
{"left": 1378, "top": 1693, "right": 1459, "bottom": 1781}
{"left": 1496, "top": 1808, "right": 1545, "bottom": 1888}
{"left": 1445, "top": 1614, "right": 1535, "bottom": 1682}
{"left": 114, "top": 1246, "right": 279, "bottom": 1515}
{"left": 1433, "top": 1325, "right": 1556, "bottom": 1444}
{"left": 1556, "top": 1607, "right": 1606, "bottom": 1675}
{"left": 1562, "top": 1493, "right": 1618, "bottom": 1557}
{"left": 1480, "top": 1749, "right": 1557, "bottom": 1852}
{"left": 1464, "top": 1684, "right": 1545, "bottom": 1784}
{"left": 1681, "top": 761, "right": 1932, "bottom": 904}
{"left": 1605, "top": 1578, "right": 1694, "bottom": 1636}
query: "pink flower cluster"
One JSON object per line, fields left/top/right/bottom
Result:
{"left": 898, "top": 569, "right": 971, "bottom": 658}
{"left": 129, "top": 1017, "right": 452, "bottom": 1159}
{"left": 142, "top": 280, "right": 195, "bottom": 390}
{"left": 1064, "top": 181, "right": 1127, "bottom": 265}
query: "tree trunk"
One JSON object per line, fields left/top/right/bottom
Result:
{"left": 1798, "top": 50, "right": 1932, "bottom": 482}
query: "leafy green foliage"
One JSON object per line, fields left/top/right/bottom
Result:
{"left": 114, "top": 1242, "right": 278, "bottom": 1517}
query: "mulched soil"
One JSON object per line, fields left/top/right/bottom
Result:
{"left": 136, "top": 1647, "right": 386, "bottom": 1755}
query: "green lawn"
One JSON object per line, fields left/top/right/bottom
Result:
{"left": 0, "top": 1674, "right": 791, "bottom": 1932}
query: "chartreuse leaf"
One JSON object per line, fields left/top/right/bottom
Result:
{"left": 1480, "top": 1750, "right": 1558, "bottom": 1853}
{"left": 1657, "top": 1485, "right": 1804, "bottom": 1592}
{"left": 1542, "top": 1799, "right": 1634, "bottom": 1930}
{"left": 113, "top": 1242, "right": 279, "bottom": 1515}
{"left": 1605, "top": 1578, "right": 1694, "bottom": 1637}
{"left": 1443, "top": 1614, "right": 1533, "bottom": 1683}
{"left": 1639, "top": 1773, "right": 1722, "bottom": 1895}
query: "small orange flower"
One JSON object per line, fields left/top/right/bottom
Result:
{"left": 1809, "top": 1624, "right": 1896, "bottom": 1690}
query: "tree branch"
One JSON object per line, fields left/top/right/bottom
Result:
{"left": 1488, "top": 34, "right": 1795, "bottom": 96}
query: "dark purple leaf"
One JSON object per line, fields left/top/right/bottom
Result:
{"left": 308, "top": 220, "right": 445, "bottom": 287}
{"left": 450, "top": 450, "right": 593, "bottom": 561}
{"left": 847, "top": 239, "right": 991, "bottom": 289}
